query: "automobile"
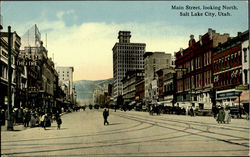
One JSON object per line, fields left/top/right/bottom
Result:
{"left": 228, "top": 106, "right": 240, "bottom": 118}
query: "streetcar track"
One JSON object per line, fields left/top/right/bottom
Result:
{"left": 2, "top": 111, "right": 249, "bottom": 156}
{"left": 127, "top": 112, "right": 249, "bottom": 131}
{"left": 1, "top": 132, "right": 196, "bottom": 156}
{"left": 1, "top": 130, "right": 188, "bottom": 149}
{"left": 119, "top": 112, "right": 249, "bottom": 135}
{"left": 117, "top": 113, "right": 249, "bottom": 148}
{"left": 1, "top": 123, "right": 153, "bottom": 144}
{"left": 119, "top": 113, "right": 249, "bottom": 141}
{"left": 2, "top": 132, "right": 248, "bottom": 157}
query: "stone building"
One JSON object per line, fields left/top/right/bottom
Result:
{"left": 56, "top": 67, "right": 74, "bottom": 103}
{"left": 144, "top": 52, "right": 172, "bottom": 103}
{"left": 0, "top": 31, "right": 21, "bottom": 110}
{"left": 175, "top": 28, "right": 230, "bottom": 112}
{"left": 112, "top": 31, "right": 146, "bottom": 102}
{"left": 20, "top": 25, "right": 58, "bottom": 113}
{"left": 121, "top": 70, "right": 144, "bottom": 105}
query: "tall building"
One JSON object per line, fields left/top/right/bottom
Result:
{"left": 144, "top": 52, "right": 172, "bottom": 102}
{"left": 19, "top": 24, "right": 59, "bottom": 112}
{"left": 56, "top": 67, "right": 74, "bottom": 101}
{"left": 112, "top": 31, "right": 146, "bottom": 102}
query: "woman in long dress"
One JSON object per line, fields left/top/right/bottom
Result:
{"left": 224, "top": 107, "right": 231, "bottom": 124}
{"left": 217, "top": 107, "right": 225, "bottom": 123}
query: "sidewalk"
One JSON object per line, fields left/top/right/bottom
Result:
{"left": 1, "top": 111, "right": 70, "bottom": 132}
{"left": 1, "top": 123, "right": 27, "bottom": 132}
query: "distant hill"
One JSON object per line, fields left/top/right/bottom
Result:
{"left": 73, "top": 78, "right": 113, "bottom": 105}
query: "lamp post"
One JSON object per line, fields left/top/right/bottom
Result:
{"left": 7, "top": 26, "right": 13, "bottom": 131}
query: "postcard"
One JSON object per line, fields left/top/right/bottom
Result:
{"left": 0, "top": 1, "right": 249, "bottom": 156}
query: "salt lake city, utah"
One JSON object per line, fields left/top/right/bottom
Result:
{"left": 0, "top": 1, "right": 249, "bottom": 156}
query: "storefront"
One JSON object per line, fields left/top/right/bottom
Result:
{"left": 216, "top": 89, "right": 242, "bottom": 107}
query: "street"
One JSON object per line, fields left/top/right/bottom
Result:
{"left": 1, "top": 109, "right": 249, "bottom": 156}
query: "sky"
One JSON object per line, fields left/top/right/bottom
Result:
{"left": 1, "top": 1, "right": 248, "bottom": 81}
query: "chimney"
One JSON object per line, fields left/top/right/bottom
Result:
{"left": 199, "top": 35, "right": 202, "bottom": 45}
{"left": 208, "top": 28, "right": 214, "bottom": 40}
{"left": 189, "top": 35, "right": 195, "bottom": 47}
{"left": 180, "top": 48, "right": 183, "bottom": 56}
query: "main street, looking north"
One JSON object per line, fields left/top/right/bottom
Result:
{"left": 1, "top": 109, "right": 249, "bottom": 156}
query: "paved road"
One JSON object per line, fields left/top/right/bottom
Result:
{"left": 1, "top": 109, "right": 249, "bottom": 156}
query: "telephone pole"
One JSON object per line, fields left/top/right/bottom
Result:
{"left": 7, "top": 26, "right": 13, "bottom": 131}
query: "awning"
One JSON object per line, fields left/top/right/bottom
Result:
{"left": 234, "top": 90, "right": 249, "bottom": 103}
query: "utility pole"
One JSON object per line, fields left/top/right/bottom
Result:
{"left": 7, "top": 26, "right": 13, "bottom": 131}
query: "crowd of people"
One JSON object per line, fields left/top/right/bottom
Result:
{"left": 0, "top": 108, "right": 62, "bottom": 130}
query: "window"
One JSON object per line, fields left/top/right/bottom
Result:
{"left": 243, "top": 48, "right": 247, "bottom": 62}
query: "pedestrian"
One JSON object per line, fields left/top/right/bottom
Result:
{"left": 24, "top": 109, "right": 31, "bottom": 127}
{"left": 56, "top": 115, "right": 62, "bottom": 130}
{"left": 41, "top": 113, "right": 48, "bottom": 130}
{"left": 103, "top": 108, "right": 109, "bottom": 125}
{"left": 0, "top": 109, "right": 5, "bottom": 126}
{"left": 217, "top": 107, "right": 225, "bottom": 123}
{"left": 224, "top": 107, "right": 231, "bottom": 124}
{"left": 30, "top": 113, "right": 36, "bottom": 128}
{"left": 189, "top": 107, "right": 194, "bottom": 116}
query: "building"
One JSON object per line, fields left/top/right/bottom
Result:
{"left": 121, "top": 70, "right": 144, "bottom": 105}
{"left": 92, "top": 83, "right": 112, "bottom": 107}
{"left": 0, "top": 31, "right": 21, "bottom": 110}
{"left": 56, "top": 67, "right": 74, "bottom": 103}
{"left": 241, "top": 36, "right": 249, "bottom": 86}
{"left": 213, "top": 30, "right": 249, "bottom": 107}
{"left": 144, "top": 52, "right": 172, "bottom": 103}
{"left": 112, "top": 31, "right": 146, "bottom": 102}
{"left": 175, "top": 28, "right": 230, "bottom": 112}
{"left": 20, "top": 25, "right": 58, "bottom": 113}
{"left": 20, "top": 24, "right": 41, "bottom": 50}
{"left": 135, "top": 79, "right": 144, "bottom": 103}
{"left": 156, "top": 68, "right": 176, "bottom": 107}
{"left": 15, "top": 54, "right": 28, "bottom": 109}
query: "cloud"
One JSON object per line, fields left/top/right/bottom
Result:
{"left": 56, "top": 10, "right": 76, "bottom": 19}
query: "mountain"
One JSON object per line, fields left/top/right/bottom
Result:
{"left": 73, "top": 78, "right": 113, "bottom": 105}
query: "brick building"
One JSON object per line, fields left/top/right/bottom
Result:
{"left": 213, "top": 30, "right": 249, "bottom": 107}
{"left": 175, "top": 28, "right": 230, "bottom": 112}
